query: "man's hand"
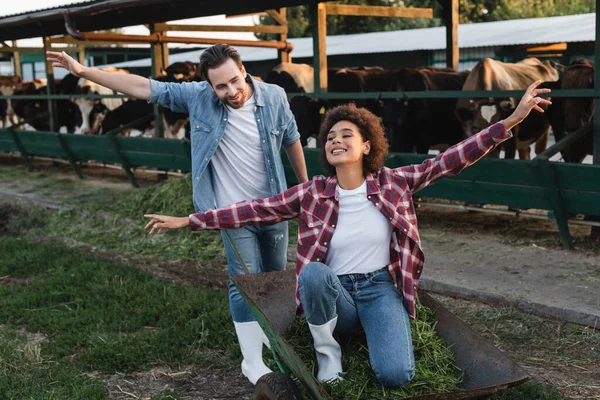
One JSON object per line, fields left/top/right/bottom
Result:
{"left": 504, "top": 80, "right": 552, "bottom": 131}
{"left": 46, "top": 51, "right": 85, "bottom": 77}
{"left": 144, "top": 214, "right": 190, "bottom": 234}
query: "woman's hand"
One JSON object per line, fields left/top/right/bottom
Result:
{"left": 46, "top": 51, "right": 85, "bottom": 77}
{"left": 144, "top": 214, "right": 190, "bottom": 234}
{"left": 503, "top": 80, "right": 552, "bottom": 131}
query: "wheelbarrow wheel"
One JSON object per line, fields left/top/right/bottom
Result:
{"left": 254, "top": 372, "right": 302, "bottom": 400}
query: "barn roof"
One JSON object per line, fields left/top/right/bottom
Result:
{"left": 0, "top": 0, "right": 323, "bottom": 41}
{"left": 100, "top": 13, "right": 595, "bottom": 69}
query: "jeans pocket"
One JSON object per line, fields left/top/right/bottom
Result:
{"left": 369, "top": 269, "right": 393, "bottom": 285}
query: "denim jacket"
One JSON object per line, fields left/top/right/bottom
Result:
{"left": 149, "top": 75, "right": 300, "bottom": 213}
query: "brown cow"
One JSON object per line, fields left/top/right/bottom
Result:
{"left": 0, "top": 75, "right": 23, "bottom": 128}
{"left": 456, "top": 58, "right": 559, "bottom": 159}
{"left": 549, "top": 59, "right": 594, "bottom": 163}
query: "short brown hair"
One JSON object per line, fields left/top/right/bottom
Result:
{"left": 318, "top": 103, "right": 389, "bottom": 177}
{"left": 199, "top": 44, "right": 243, "bottom": 83}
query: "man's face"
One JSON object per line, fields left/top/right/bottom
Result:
{"left": 207, "top": 58, "right": 249, "bottom": 109}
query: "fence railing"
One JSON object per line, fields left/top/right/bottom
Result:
{"left": 1, "top": 122, "right": 598, "bottom": 249}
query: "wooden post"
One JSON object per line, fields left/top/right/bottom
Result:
{"left": 309, "top": 3, "right": 327, "bottom": 93}
{"left": 592, "top": 0, "right": 600, "bottom": 240}
{"left": 43, "top": 36, "right": 57, "bottom": 131}
{"left": 149, "top": 23, "right": 165, "bottom": 138}
{"left": 12, "top": 40, "right": 21, "bottom": 77}
{"left": 77, "top": 45, "right": 86, "bottom": 65}
{"left": 277, "top": 8, "right": 291, "bottom": 63}
{"left": 595, "top": 0, "right": 600, "bottom": 164}
{"left": 445, "top": 0, "right": 459, "bottom": 71}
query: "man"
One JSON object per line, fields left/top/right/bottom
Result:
{"left": 47, "top": 44, "right": 309, "bottom": 385}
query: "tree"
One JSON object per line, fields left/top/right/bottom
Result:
{"left": 255, "top": 0, "right": 595, "bottom": 39}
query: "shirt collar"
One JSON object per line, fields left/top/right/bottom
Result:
{"left": 321, "top": 172, "right": 381, "bottom": 199}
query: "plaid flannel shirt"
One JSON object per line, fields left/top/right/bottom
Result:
{"left": 190, "top": 122, "right": 512, "bottom": 318}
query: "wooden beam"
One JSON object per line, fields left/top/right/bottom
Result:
{"left": 43, "top": 36, "right": 57, "bottom": 131}
{"left": 0, "top": 46, "right": 75, "bottom": 53}
{"left": 525, "top": 43, "right": 567, "bottom": 52}
{"left": 266, "top": 9, "right": 288, "bottom": 26}
{"left": 226, "top": 12, "right": 267, "bottom": 19}
{"left": 278, "top": 8, "right": 291, "bottom": 63}
{"left": 445, "top": 0, "right": 459, "bottom": 70}
{"left": 52, "top": 33, "right": 294, "bottom": 50}
{"left": 160, "top": 24, "right": 287, "bottom": 34}
{"left": 310, "top": 3, "right": 327, "bottom": 93}
{"left": 12, "top": 40, "right": 21, "bottom": 78}
{"left": 325, "top": 4, "right": 433, "bottom": 18}
{"left": 77, "top": 45, "right": 85, "bottom": 65}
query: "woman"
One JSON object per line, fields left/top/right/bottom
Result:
{"left": 145, "top": 81, "right": 550, "bottom": 387}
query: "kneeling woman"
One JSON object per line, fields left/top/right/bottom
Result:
{"left": 145, "top": 81, "right": 550, "bottom": 387}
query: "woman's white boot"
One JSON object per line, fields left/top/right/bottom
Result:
{"left": 308, "top": 316, "right": 344, "bottom": 382}
{"left": 234, "top": 321, "right": 272, "bottom": 385}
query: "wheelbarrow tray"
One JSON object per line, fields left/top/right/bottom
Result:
{"left": 233, "top": 269, "right": 529, "bottom": 400}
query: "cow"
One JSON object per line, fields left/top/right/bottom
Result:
{"left": 546, "top": 59, "right": 594, "bottom": 163}
{"left": 266, "top": 63, "right": 315, "bottom": 93}
{"left": 65, "top": 67, "right": 129, "bottom": 134}
{"left": 456, "top": 58, "right": 559, "bottom": 159}
{"left": 164, "top": 61, "right": 199, "bottom": 81}
{"left": 99, "top": 75, "right": 190, "bottom": 139}
{"left": 382, "top": 67, "right": 469, "bottom": 153}
{"left": 0, "top": 75, "right": 23, "bottom": 128}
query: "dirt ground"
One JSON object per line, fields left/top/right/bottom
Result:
{"left": 1, "top": 156, "right": 599, "bottom": 399}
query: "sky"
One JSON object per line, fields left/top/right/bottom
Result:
{"left": 1, "top": 1, "right": 260, "bottom": 47}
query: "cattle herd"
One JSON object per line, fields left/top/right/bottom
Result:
{"left": 0, "top": 57, "right": 595, "bottom": 163}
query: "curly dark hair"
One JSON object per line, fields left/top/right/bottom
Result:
{"left": 318, "top": 103, "right": 389, "bottom": 177}
{"left": 199, "top": 44, "right": 242, "bottom": 84}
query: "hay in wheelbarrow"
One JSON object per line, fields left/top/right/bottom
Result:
{"left": 233, "top": 269, "right": 529, "bottom": 400}
{"left": 279, "top": 302, "right": 462, "bottom": 399}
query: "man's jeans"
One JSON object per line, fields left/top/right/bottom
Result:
{"left": 298, "top": 262, "right": 415, "bottom": 388}
{"left": 222, "top": 222, "right": 288, "bottom": 323}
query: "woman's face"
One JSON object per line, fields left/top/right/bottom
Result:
{"left": 324, "top": 120, "right": 370, "bottom": 170}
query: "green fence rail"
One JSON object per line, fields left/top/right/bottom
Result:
{"left": 1, "top": 126, "right": 598, "bottom": 249}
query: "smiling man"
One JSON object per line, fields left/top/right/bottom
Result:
{"left": 47, "top": 44, "right": 308, "bottom": 385}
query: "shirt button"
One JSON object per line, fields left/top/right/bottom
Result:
{"left": 308, "top": 223, "right": 313, "bottom": 227}
{"left": 196, "top": 125, "right": 199, "bottom": 129}
{"left": 257, "top": 119, "right": 261, "bottom": 122}
{"left": 403, "top": 228, "right": 408, "bottom": 232}
{"left": 316, "top": 258, "right": 320, "bottom": 261}
{"left": 262, "top": 140, "right": 266, "bottom": 143}
{"left": 324, "top": 242, "right": 328, "bottom": 245}
{"left": 389, "top": 217, "right": 393, "bottom": 221}
{"left": 376, "top": 203, "right": 380, "bottom": 206}
{"left": 368, "top": 196, "right": 371, "bottom": 199}
{"left": 223, "top": 118, "right": 227, "bottom": 121}
{"left": 331, "top": 224, "right": 335, "bottom": 228}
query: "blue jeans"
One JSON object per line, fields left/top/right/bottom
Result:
{"left": 298, "top": 262, "right": 415, "bottom": 388}
{"left": 222, "top": 222, "right": 288, "bottom": 323}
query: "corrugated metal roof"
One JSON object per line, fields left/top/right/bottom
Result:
{"left": 0, "top": 1, "right": 103, "bottom": 19}
{"left": 101, "top": 13, "right": 596, "bottom": 69}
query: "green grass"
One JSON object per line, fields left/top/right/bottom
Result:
{"left": 1, "top": 165, "right": 299, "bottom": 262}
{"left": 0, "top": 326, "right": 107, "bottom": 399}
{"left": 0, "top": 239, "right": 237, "bottom": 377}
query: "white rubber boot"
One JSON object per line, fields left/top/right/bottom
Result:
{"left": 234, "top": 321, "right": 272, "bottom": 385}
{"left": 308, "top": 316, "right": 344, "bottom": 382}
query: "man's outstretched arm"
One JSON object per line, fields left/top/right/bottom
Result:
{"left": 47, "top": 51, "right": 151, "bottom": 100}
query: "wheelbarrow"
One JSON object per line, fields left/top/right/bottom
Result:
{"left": 232, "top": 269, "right": 529, "bottom": 400}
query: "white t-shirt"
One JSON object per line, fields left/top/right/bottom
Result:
{"left": 211, "top": 94, "right": 271, "bottom": 207}
{"left": 326, "top": 180, "right": 394, "bottom": 275}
